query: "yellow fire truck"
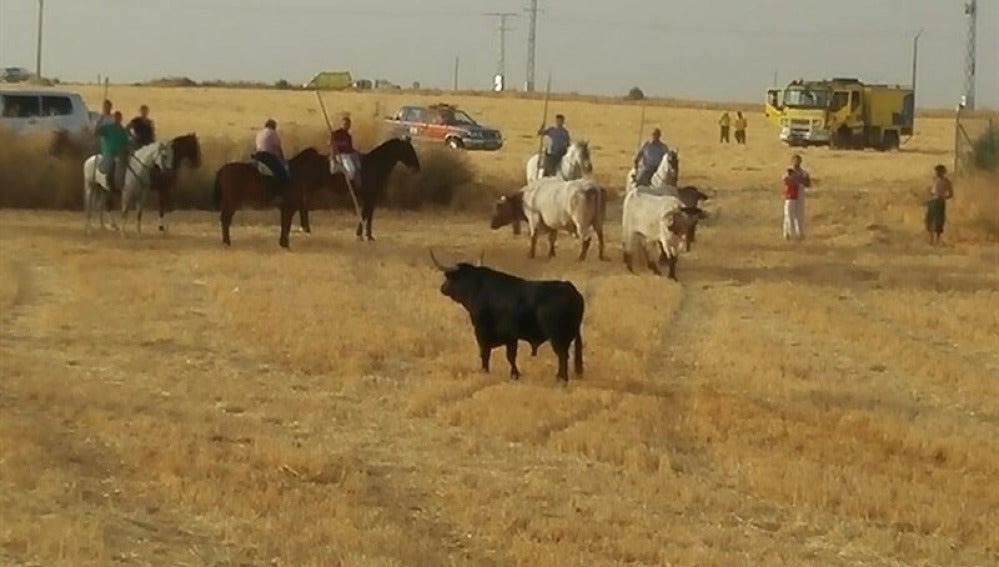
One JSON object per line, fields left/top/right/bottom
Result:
{"left": 764, "top": 78, "right": 914, "bottom": 151}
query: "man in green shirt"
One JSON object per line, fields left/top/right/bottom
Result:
{"left": 96, "top": 110, "right": 130, "bottom": 192}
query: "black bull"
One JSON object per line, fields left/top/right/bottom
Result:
{"left": 431, "top": 250, "right": 585, "bottom": 383}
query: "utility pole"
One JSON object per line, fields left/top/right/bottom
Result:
{"left": 524, "top": 0, "right": 539, "bottom": 92}
{"left": 911, "top": 29, "right": 923, "bottom": 108}
{"left": 453, "top": 56, "right": 459, "bottom": 91}
{"left": 35, "top": 0, "right": 44, "bottom": 79}
{"left": 485, "top": 12, "right": 516, "bottom": 92}
{"left": 962, "top": 0, "right": 976, "bottom": 110}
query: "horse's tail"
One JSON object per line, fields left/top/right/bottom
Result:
{"left": 212, "top": 168, "right": 223, "bottom": 210}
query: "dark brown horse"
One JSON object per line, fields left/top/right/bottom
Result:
{"left": 149, "top": 133, "right": 202, "bottom": 231}
{"left": 299, "top": 137, "right": 421, "bottom": 240}
{"left": 213, "top": 147, "right": 334, "bottom": 248}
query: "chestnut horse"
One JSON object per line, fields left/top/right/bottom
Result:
{"left": 149, "top": 133, "right": 203, "bottom": 232}
{"left": 299, "top": 137, "right": 421, "bottom": 240}
{"left": 213, "top": 147, "right": 333, "bottom": 248}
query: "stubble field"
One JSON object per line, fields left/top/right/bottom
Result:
{"left": 1, "top": 85, "right": 997, "bottom": 566}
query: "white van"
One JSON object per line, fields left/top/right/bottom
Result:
{"left": 0, "top": 89, "right": 96, "bottom": 143}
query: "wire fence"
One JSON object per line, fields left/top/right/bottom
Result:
{"left": 954, "top": 107, "right": 999, "bottom": 176}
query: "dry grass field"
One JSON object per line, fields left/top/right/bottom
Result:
{"left": 1, "top": 85, "right": 998, "bottom": 566}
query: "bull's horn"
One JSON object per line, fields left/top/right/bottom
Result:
{"left": 429, "top": 248, "right": 449, "bottom": 271}
{"left": 476, "top": 250, "right": 484, "bottom": 267}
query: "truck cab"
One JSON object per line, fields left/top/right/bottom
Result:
{"left": 765, "top": 78, "right": 913, "bottom": 151}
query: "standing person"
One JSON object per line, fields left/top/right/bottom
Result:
{"left": 537, "top": 113, "right": 571, "bottom": 177}
{"left": 632, "top": 127, "right": 670, "bottom": 186}
{"left": 782, "top": 154, "right": 811, "bottom": 240}
{"left": 95, "top": 110, "right": 130, "bottom": 193}
{"left": 95, "top": 99, "right": 114, "bottom": 130}
{"left": 330, "top": 115, "right": 362, "bottom": 190}
{"left": 718, "top": 111, "right": 731, "bottom": 143}
{"left": 925, "top": 164, "right": 954, "bottom": 246}
{"left": 733, "top": 111, "right": 747, "bottom": 144}
{"left": 127, "top": 104, "right": 156, "bottom": 150}
{"left": 252, "top": 118, "right": 289, "bottom": 202}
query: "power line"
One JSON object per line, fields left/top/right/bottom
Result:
{"left": 525, "top": 0, "right": 539, "bottom": 92}
{"left": 35, "top": 0, "right": 44, "bottom": 78}
{"left": 963, "top": 0, "right": 977, "bottom": 110}
{"left": 485, "top": 12, "right": 517, "bottom": 92}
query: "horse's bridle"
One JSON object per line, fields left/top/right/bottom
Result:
{"left": 118, "top": 143, "right": 169, "bottom": 189}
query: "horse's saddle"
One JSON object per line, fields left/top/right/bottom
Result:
{"left": 250, "top": 154, "right": 274, "bottom": 177}
{"left": 251, "top": 157, "right": 275, "bottom": 178}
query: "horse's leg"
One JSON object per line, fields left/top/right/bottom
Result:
{"left": 220, "top": 189, "right": 235, "bottom": 246}
{"left": 136, "top": 189, "right": 144, "bottom": 235}
{"left": 279, "top": 204, "right": 293, "bottom": 249}
{"left": 300, "top": 204, "right": 311, "bottom": 234}
{"left": 84, "top": 185, "right": 92, "bottom": 236}
{"left": 157, "top": 186, "right": 168, "bottom": 232}
{"left": 365, "top": 203, "right": 375, "bottom": 242}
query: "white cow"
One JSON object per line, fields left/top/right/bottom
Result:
{"left": 621, "top": 184, "right": 696, "bottom": 280}
{"left": 624, "top": 171, "right": 710, "bottom": 252}
{"left": 514, "top": 140, "right": 594, "bottom": 236}
{"left": 491, "top": 177, "right": 607, "bottom": 261}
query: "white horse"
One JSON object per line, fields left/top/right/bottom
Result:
{"left": 524, "top": 139, "right": 593, "bottom": 184}
{"left": 627, "top": 147, "right": 680, "bottom": 188}
{"left": 83, "top": 142, "right": 174, "bottom": 236}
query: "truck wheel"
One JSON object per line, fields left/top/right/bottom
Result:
{"left": 446, "top": 137, "right": 464, "bottom": 150}
{"left": 881, "top": 131, "right": 900, "bottom": 152}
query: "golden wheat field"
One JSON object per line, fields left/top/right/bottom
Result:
{"left": 1, "top": 85, "right": 998, "bottom": 566}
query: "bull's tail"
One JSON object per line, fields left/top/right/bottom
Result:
{"left": 573, "top": 330, "right": 584, "bottom": 377}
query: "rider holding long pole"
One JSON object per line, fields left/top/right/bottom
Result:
{"left": 329, "top": 115, "right": 362, "bottom": 192}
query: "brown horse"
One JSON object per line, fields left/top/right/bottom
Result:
{"left": 213, "top": 147, "right": 334, "bottom": 248}
{"left": 149, "top": 133, "right": 202, "bottom": 232}
{"left": 299, "top": 137, "right": 421, "bottom": 240}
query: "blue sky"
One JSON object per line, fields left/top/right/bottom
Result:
{"left": 1, "top": 0, "right": 996, "bottom": 108}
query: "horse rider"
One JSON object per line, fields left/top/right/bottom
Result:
{"left": 632, "top": 127, "right": 670, "bottom": 186}
{"left": 537, "top": 113, "right": 570, "bottom": 177}
{"left": 252, "top": 118, "right": 289, "bottom": 202}
{"left": 95, "top": 109, "right": 130, "bottom": 193}
{"left": 127, "top": 104, "right": 156, "bottom": 151}
{"left": 330, "top": 115, "right": 361, "bottom": 189}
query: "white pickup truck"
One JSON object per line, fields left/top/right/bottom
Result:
{"left": 0, "top": 89, "right": 98, "bottom": 146}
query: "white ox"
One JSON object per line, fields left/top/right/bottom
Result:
{"left": 513, "top": 140, "right": 594, "bottom": 236}
{"left": 624, "top": 171, "right": 710, "bottom": 252}
{"left": 621, "top": 183, "right": 701, "bottom": 280}
{"left": 490, "top": 177, "right": 607, "bottom": 261}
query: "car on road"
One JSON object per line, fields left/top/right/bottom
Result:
{"left": 384, "top": 103, "right": 503, "bottom": 151}
{"left": 2, "top": 67, "right": 33, "bottom": 83}
{"left": 1, "top": 89, "right": 96, "bottom": 146}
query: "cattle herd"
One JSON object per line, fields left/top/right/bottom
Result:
{"left": 434, "top": 156, "right": 710, "bottom": 385}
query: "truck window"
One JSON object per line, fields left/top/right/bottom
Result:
{"left": 1, "top": 94, "right": 41, "bottom": 117}
{"left": 831, "top": 92, "right": 849, "bottom": 111}
{"left": 41, "top": 95, "right": 74, "bottom": 116}
{"left": 767, "top": 90, "right": 782, "bottom": 109}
